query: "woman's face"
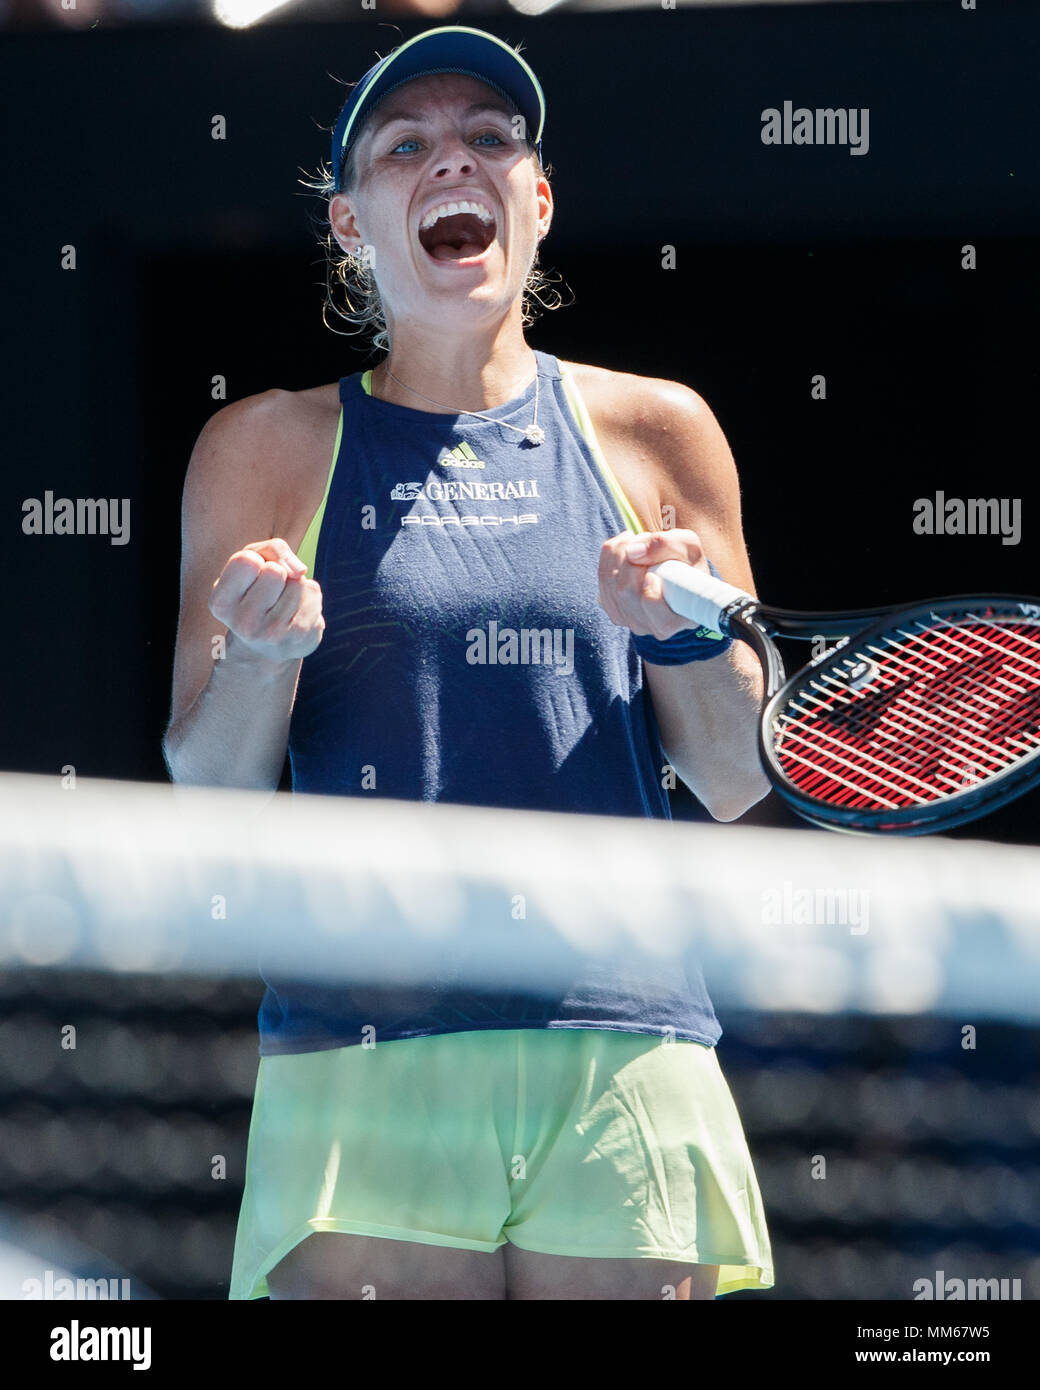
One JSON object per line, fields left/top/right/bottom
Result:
{"left": 330, "top": 72, "right": 552, "bottom": 338}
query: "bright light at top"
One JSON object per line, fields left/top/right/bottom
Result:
{"left": 510, "top": 0, "right": 567, "bottom": 13}
{"left": 213, "top": 0, "right": 299, "bottom": 29}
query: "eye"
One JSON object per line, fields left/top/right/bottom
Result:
{"left": 388, "top": 129, "right": 507, "bottom": 156}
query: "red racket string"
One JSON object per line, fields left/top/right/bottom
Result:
{"left": 782, "top": 630, "right": 1037, "bottom": 808}
{"left": 775, "top": 646, "right": 1003, "bottom": 809}
{"left": 772, "top": 616, "right": 1040, "bottom": 810}
{"left": 777, "top": 620, "right": 1040, "bottom": 808}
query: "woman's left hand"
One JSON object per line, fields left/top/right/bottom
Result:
{"left": 597, "top": 529, "right": 710, "bottom": 640}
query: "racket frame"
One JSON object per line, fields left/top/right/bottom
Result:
{"left": 716, "top": 594, "right": 1040, "bottom": 836}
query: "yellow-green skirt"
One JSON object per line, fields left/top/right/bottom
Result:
{"left": 229, "top": 1028, "right": 774, "bottom": 1299}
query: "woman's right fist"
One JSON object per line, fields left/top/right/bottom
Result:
{"left": 209, "top": 538, "right": 325, "bottom": 663}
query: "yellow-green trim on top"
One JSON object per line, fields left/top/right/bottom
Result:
{"left": 294, "top": 361, "right": 646, "bottom": 577}
{"left": 296, "top": 408, "right": 342, "bottom": 578}
{"left": 557, "top": 362, "right": 645, "bottom": 535}
{"left": 362, "top": 362, "right": 645, "bottom": 531}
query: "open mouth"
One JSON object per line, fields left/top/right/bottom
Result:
{"left": 417, "top": 207, "right": 497, "bottom": 263}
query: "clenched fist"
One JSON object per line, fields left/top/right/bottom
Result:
{"left": 598, "top": 528, "right": 709, "bottom": 640}
{"left": 209, "top": 538, "right": 325, "bottom": 663}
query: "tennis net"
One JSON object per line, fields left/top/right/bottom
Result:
{"left": 1, "top": 772, "right": 1038, "bottom": 1299}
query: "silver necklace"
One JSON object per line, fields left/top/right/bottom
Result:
{"left": 382, "top": 359, "right": 545, "bottom": 445}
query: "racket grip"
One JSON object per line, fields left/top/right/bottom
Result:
{"left": 648, "top": 561, "right": 752, "bottom": 633}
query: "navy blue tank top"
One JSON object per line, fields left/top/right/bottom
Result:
{"left": 257, "top": 351, "right": 722, "bottom": 1054}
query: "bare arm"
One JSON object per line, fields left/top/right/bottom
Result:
{"left": 598, "top": 381, "right": 769, "bottom": 822}
{"left": 163, "top": 627, "right": 304, "bottom": 792}
{"left": 162, "top": 396, "right": 325, "bottom": 791}
{"left": 640, "top": 609, "right": 768, "bottom": 822}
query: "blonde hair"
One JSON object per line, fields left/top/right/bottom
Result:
{"left": 299, "top": 90, "right": 570, "bottom": 353}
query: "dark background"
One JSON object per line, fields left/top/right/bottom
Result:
{"left": 3, "top": 0, "right": 1038, "bottom": 838}
{"left": 1, "top": 1, "right": 1039, "bottom": 1306}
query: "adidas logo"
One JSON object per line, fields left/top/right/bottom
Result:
{"left": 438, "top": 442, "right": 486, "bottom": 470}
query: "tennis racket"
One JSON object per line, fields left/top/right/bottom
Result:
{"left": 648, "top": 561, "right": 1040, "bottom": 834}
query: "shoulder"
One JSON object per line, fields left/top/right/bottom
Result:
{"left": 177, "top": 383, "right": 343, "bottom": 556}
{"left": 558, "top": 359, "right": 737, "bottom": 494}
{"left": 560, "top": 360, "right": 722, "bottom": 446}
{"left": 560, "top": 360, "right": 752, "bottom": 585}
{"left": 196, "top": 382, "right": 340, "bottom": 455}
{"left": 186, "top": 383, "right": 341, "bottom": 513}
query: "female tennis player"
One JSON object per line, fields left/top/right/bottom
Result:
{"left": 164, "top": 26, "right": 774, "bottom": 1300}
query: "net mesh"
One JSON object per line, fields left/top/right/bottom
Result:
{"left": 2, "top": 773, "right": 1039, "bottom": 1299}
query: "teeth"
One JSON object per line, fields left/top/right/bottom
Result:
{"left": 420, "top": 200, "right": 495, "bottom": 231}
